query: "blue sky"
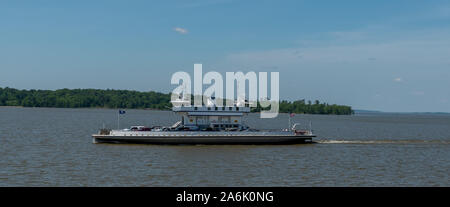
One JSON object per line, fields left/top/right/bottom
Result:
{"left": 1, "top": 0, "right": 450, "bottom": 112}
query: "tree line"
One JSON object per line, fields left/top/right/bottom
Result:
{"left": 251, "top": 100, "right": 354, "bottom": 115}
{"left": 0, "top": 87, "right": 353, "bottom": 115}
{"left": 0, "top": 87, "right": 171, "bottom": 110}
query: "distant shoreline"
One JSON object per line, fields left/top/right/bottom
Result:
{"left": 0, "top": 105, "right": 168, "bottom": 111}
{"left": 0, "top": 87, "right": 353, "bottom": 115}
{"left": 2, "top": 105, "right": 449, "bottom": 115}
{"left": 0, "top": 106, "right": 350, "bottom": 115}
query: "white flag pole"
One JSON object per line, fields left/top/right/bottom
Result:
{"left": 288, "top": 113, "right": 291, "bottom": 130}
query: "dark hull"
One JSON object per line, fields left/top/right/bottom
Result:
{"left": 92, "top": 135, "right": 315, "bottom": 145}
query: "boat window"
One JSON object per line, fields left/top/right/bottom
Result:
{"left": 207, "top": 107, "right": 211, "bottom": 110}
{"left": 215, "top": 107, "right": 218, "bottom": 111}
{"left": 229, "top": 107, "right": 232, "bottom": 111}
{"left": 194, "top": 107, "right": 197, "bottom": 110}
{"left": 236, "top": 107, "right": 239, "bottom": 111}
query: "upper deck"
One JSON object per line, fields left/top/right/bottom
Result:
{"left": 172, "top": 106, "right": 251, "bottom": 113}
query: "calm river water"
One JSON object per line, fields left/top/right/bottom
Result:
{"left": 0, "top": 107, "right": 449, "bottom": 186}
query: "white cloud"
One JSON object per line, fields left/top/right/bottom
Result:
{"left": 179, "top": 0, "right": 233, "bottom": 8}
{"left": 393, "top": 77, "right": 403, "bottom": 82}
{"left": 411, "top": 91, "right": 425, "bottom": 96}
{"left": 173, "top": 27, "right": 188, "bottom": 34}
{"left": 226, "top": 29, "right": 450, "bottom": 67}
{"left": 329, "top": 31, "right": 368, "bottom": 42}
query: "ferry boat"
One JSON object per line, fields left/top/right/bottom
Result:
{"left": 92, "top": 98, "right": 315, "bottom": 145}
